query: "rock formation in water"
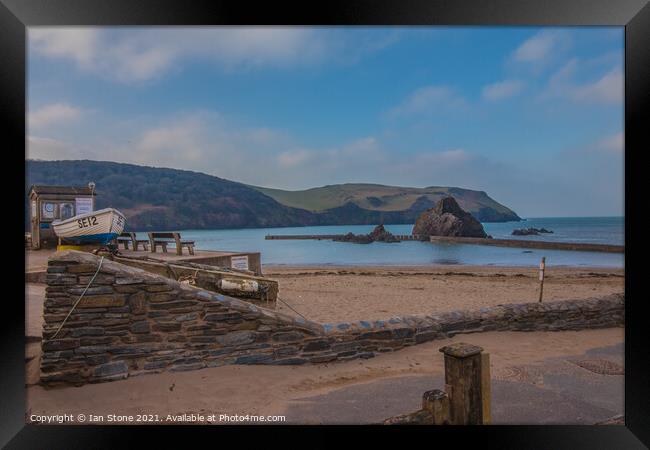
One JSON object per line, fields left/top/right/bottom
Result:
{"left": 333, "top": 224, "right": 400, "bottom": 244}
{"left": 412, "top": 196, "right": 488, "bottom": 238}
{"left": 368, "top": 224, "right": 400, "bottom": 243}
{"left": 512, "top": 227, "right": 554, "bottom": 236}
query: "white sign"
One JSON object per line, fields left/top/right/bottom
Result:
{"left": 231, "top": 255, "right": 249, "bottom": 271}
{"left": 75, "top": 197, "right": 93, "bottom": 215}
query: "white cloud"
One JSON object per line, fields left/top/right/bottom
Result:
{"left": 482, "top": 79, "right": 525, "bottom": 101}
{"left": 546, "top": 58, "right": 578, "bottom": 85}
{"left": 387, "top": 85, "right": 467, "bottom": 118}
{"left": 338, "top": 136, "right": 380, "bottom": 156}
{"left": 572, "top": 68, "right": 623, "bottom": 104}
{"left": 426, "top": 148, "right": 470, "bottom": 164}
{"left": 277, "top": 149, "right": 313, "bottom": 168}
{"left": 29, "top": 28, "right": 99, "bottom": 66}
{"left": 29, "top": 103, "right": 83, "bottom": 129}
{"left": 595, "top": 132, "right": 624, "bottom": 154}
{"left": 275, "top": 137, "right": 383, "bottom": 175}
{"left": 29, "top": 27, "right": 398, "bottom": 83}
{"left": 512, "top": 30, "right": 570, "bottom": 66}
{"left": 387, "top": 149, "right": 477, "bottom": 184}
{"left": 542, "top": 60, "right": 623, "bottom": 105}
{"left": 27, "top": 135, "right": 83, "bottom": 160}
{"left": 135, "top": 117, "right": 206, "bottom": 163}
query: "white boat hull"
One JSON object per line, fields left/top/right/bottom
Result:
{"left": 52, "top": 208, "right": 126, "bottom": 245}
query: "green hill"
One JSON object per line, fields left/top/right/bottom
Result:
{"left": 26, "top": 160, "right": 520, "bottom": 231}
{"left": 25, "top": 160, "right": 317, "bottom": 231}
{"left": 252, "top": 183, "right": 520, "bottom": 222}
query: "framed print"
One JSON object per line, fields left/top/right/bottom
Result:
{"left": 2, "top": 0, "right": 649, "bottom": 448}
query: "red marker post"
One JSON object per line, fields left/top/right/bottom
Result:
{"left": 538, "top": 256, "right": 546, "bottom": 303}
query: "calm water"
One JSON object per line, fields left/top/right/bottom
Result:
{"left": 138, "top": 217, "right": 624, "bottom": 268}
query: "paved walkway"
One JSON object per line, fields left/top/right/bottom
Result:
{"left": 284, "top": 343, "right": 624, "bottom": 424}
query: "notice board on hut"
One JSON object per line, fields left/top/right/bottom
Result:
{"left": 75, "top": 197, "right": 93, "bottom": 215}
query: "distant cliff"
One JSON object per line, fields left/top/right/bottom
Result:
{"left": 253, "top": 183, "right": 520, "bottom": 223}
{"left": 26, "top": 160, "right": 520, "bottom": 231}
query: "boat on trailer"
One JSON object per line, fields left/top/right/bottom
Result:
{"left": 52, "top": 207, "right": 126, "bottom": 245}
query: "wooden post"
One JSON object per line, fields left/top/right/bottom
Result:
{"left": 439, "top": 342, "right": 486, "bottom": 425}
{"left": 422, "top": 389, "right": 450, "bottom": 425}
{"left": 538, "top": 256, "right": 546, "bottom": 303}
{"left": 480, "top": 352, "right": 492, "bottom": 424}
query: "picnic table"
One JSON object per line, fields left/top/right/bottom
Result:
{"left": 148, "top": 232, "right": 195, "bottom": 255}
{"left": 116, "top": 232, "right": 149, "bottom": 251}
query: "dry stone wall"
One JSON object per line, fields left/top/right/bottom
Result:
{"left": 41, "top": 251, "right": 624, "bottom": 386}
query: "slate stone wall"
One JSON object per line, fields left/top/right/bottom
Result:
{"left": 41, "top": 251, "right": 624, "bottom": 386}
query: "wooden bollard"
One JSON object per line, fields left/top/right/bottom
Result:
{"left": 439, "top": 342, "right": 491, "bottom": 425}
{"left": 422, "top": 389, "right": 450, "bottom": 425}
{"left": 538, "top": 256, "right": 546, "bottom": 302}
{"left": 481, "top": 352, "right": 492, "bottom": 424}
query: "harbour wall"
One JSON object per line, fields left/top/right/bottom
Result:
{"left": 429, "top": 236, "right": 624, "bottom": 253}
{"left": 265, "top": 234, "right": 424, "bottom": 241}
{"left": 264, "top": 234, "right": 624, "bottom": 252}
{"left": 41, "top": 251, "right": 624, "bottom": 386}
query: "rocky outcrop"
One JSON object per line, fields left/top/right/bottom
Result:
{"left": 368, "top": 224, "right": 400, "bottom": 242}
{"left": 412, "top": 197, "right": 488, "bottom": 238}
{"left": 512, "top": 227, "right": 554, "bottom": 236}
{"left": 333, "top": 224, "right": 400, "bottom": 244}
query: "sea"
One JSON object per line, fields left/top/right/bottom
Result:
{"left": 139, "top": 217, "right": 624, "bottom": 268}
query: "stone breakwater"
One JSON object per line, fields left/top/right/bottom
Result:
{"left": 41, "top": 251, "right": 624, "bottom": 386}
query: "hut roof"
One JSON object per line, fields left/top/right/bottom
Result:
{"left": 29, "top": 185, "right": 96, "bottom": 196}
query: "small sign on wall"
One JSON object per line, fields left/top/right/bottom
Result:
{"left": 75, "top": 197, "right": 93, "bottom": 215}
{"left": 231, "top": 255, "right": 249, "bottom": 271}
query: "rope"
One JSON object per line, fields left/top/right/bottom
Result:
{"left": 50, "top": 256, "right": 105, "bottom": 340}
{"left": 276, "top": 296, "right": 310, "bottom": 322}
{"left": 166, "top": 263, "right": 180, "bottom": 280}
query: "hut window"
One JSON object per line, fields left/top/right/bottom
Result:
{"left": 60, "top": 202, "right": 75, "bottom": 220}
{"left": 41, "top": 202, "right": 58, "bottom": 219}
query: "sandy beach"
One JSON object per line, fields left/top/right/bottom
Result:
{"left": 265, "top": 265, "right": 625, "bottom": 323}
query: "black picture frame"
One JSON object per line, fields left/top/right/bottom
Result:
{"left": 2, "top": 0, "right": 648, "bottom": 447}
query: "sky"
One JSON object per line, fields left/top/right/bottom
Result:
{"left": 27, "top": 27, "right": 624, "bottom": 217}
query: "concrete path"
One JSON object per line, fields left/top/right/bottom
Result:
{"left": 25, "top": 283, "right": 45, "bottom": 340}
{"left": 284, "top": 343, "right": 624, "bottom": 425}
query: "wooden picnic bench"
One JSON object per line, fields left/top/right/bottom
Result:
{"left": 147, "top": 232, "right": 195, "bottom": 255}
{"left": 116, "top": 232, "right": 149, "bottom": 251}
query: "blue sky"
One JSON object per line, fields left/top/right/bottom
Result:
{"left": 27, "top": 27, "right": 624, "bottom": 217}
